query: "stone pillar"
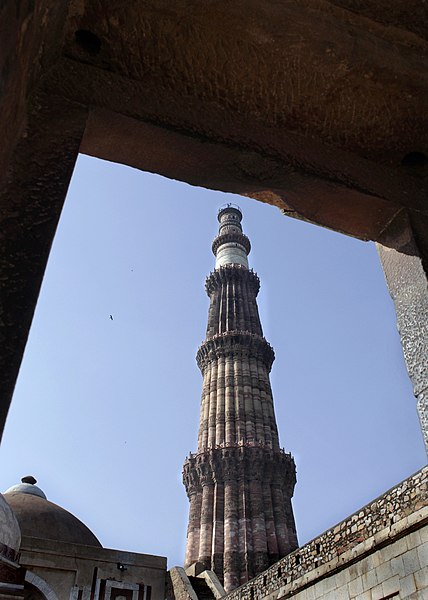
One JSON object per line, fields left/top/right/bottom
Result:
{"left": 377, "top": 214, "right": 428, "bottom": 456}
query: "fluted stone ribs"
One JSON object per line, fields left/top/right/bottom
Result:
{"left": 183, "top": 447, "right": 297, "bottom": 589}
{"left": 183, "top": 208, "right": 297, "bottom": 592}
{"left": 196, "top": 332, "right": 277, "bottom": 450}
{"left": 205, "top": 266, "right": 261, "bottom": 337}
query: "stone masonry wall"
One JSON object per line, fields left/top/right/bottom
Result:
{"left": 225, "top": 466, "right": 427, "bottom": 599}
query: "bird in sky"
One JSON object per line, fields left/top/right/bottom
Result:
{"left": 109, "top": 315, "right": 113, "bottom": 320}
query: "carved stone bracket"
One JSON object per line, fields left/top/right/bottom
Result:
{"left": 196, "top": 331, "right": 275, "bottom": 371}
{"left": 183, "top": 446, "right": 296, "bottom": 496}
{"left": 205, "top": 265, "right": 260, "bottom": 296}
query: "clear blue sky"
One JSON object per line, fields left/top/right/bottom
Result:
{"left": 1, "top": 155, "right": 426, "bottom": 566}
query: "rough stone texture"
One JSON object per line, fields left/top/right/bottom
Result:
{"left": 224, "top": 465, "right": 428, "bottom": 600}
{"left": 0, "top": 0, "right": 427, "bottom": 445}
{"left": 182, "top": 566, "right": 226, "bottom": 599}
{"left": 183, "top": 209, "right": 297, "bottom": 592}
{"left": 377, "top": 214, "right": 428, "bottom": 455}
{"left": 199, "top": 570, "right": 226, "bottom": 599}
{"left": 167, "top": 567, "right": 199, "bottom": 600}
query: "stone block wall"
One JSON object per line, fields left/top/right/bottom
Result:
{"left": 275, "top": 525, "right": 427, "bottom": 600}
{"left": 225, "top": 466, "right": 427, "bottom": 599}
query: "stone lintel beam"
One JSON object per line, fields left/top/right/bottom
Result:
{"left": 64, "top": 1, "right": 427, "bottom": 165}
{"left": 56, "top": 0, "right": 428, "bottom": 237}
{"left": 79, "top": 108, "right": 400, "bottom": 242}
{"left": 4, "top": 1, "right": 427, "bottom": 244}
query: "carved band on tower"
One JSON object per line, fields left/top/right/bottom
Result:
{"left": 183, "top": 205, "right": 297, "bottom": 592}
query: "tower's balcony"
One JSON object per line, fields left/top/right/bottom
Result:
{"left": 183, "top": 444, "right": 296, "bottom": 497}
{"left": 205, "top": 265, "right": 260, "bottom": 296}
{"left": 196, "top": 331, "right": 275, "bottom": 372}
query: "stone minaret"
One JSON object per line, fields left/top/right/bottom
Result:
{"left": 183, "top": 205, "right": 298, "bottom": 592}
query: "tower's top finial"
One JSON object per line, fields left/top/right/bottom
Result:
{"left": 212, "top": 205, "right": 251, "bottom": 269}
{"left": 21, "top": 475, "right": 37, "bottom": 485}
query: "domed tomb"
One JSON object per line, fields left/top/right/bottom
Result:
{"left": 4, "top": 477, "right": 101, "bottom": 548}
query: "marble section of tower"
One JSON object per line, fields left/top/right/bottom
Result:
{"left": 183, "top": 206, "right": 297, "bottom": 592}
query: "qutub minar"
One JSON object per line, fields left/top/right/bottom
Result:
{"left": 183, "top": 205, "right": 298, "bottom": 592}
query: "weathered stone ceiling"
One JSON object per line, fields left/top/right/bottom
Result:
{"left": 2, "top": 0, "right": 427, "bottom": 239}
{"left": 65, "top": 1, "right": 426, "bottom": 158}
{"left": 331, "top": 0, "right": 428, "bottom": 40}
{"left": 0, "top": 0, "right": 427, "bottom": 438}
{"left": 65, "top": 0, "right": 427, "bottom": 243}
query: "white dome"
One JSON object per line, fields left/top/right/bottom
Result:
{"left": 4, "top": 482, "right": 47, "bottom": 499}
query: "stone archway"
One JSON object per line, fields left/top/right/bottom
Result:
{"left": 24, "top": 572, "right": 59, "bottom": 600}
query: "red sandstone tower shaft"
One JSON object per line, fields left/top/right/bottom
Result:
{"left": 183, "top": 205, "right": 297, "bottom": 592}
